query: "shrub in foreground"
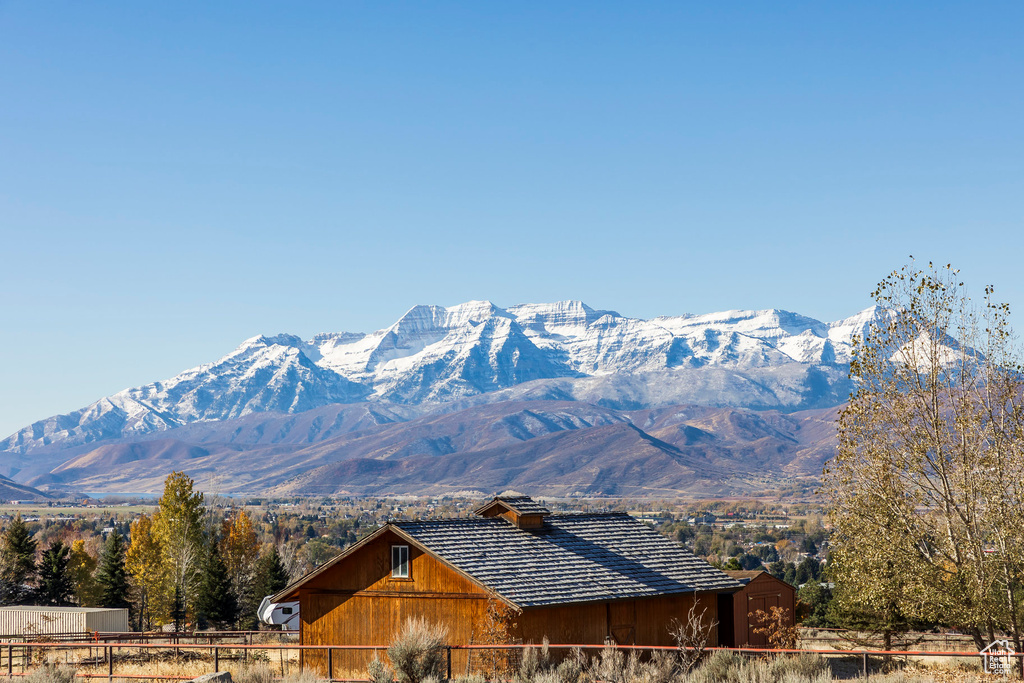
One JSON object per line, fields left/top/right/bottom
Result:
{"left": 24, "top": 664, "right": 77, "bottom": 683}
{"left": 672, "top": 650, "right": 831, "bottom": 683}
{"left": 235, "top": 662, "right": 274, "bottom": 683}
{"left": 387, "top": 616, "right": 449, "bottom": 683}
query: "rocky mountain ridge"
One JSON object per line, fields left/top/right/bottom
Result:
{"left": 1, "top": 301, "right": 878, "bottom": 457}
{"left": 25, "top": 400, "right": 839, "bottom": 497}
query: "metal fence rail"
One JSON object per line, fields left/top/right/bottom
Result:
{"left": 0, "top": 640, "right": 1017, "bottom": 682}
{"left": 0, "top": 630, "right": 299, "bottom": 644}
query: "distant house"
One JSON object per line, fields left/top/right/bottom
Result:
{"left": 274, "top": 496, "right": 741, "bottom": 678}
{"left": 688, "top": 514, "right": 717, "bottom": 525}
{"left": 719, "top": 570, "right": 796, "bottom": 648}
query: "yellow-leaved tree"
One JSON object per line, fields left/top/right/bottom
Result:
{"left": 126, "top": 514, "right": 167, "bottom": 630}
{"left": 153, "top": 471, "right": 205, "bottom": 630}
{"left": 67, "top": 540, "right": 100, "bottom": 607}
{"left": 221, "top": 509, "right": 261, "bottom": 627}
{"left": 823, "top": 261, "right": 1024, "bottom": 662}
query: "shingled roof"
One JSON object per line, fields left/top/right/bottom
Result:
{"left": 273, "top": 499, "right": 741, "bottom": 608}
{"left": 393, "top": 512, "right": 739, "bottom": 607}
{"left": 474, "top": 495, "right": 551, "bottom": 517}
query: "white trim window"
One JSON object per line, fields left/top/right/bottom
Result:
{"left": 391, "top": 544, "right": 410, "bottom": 578}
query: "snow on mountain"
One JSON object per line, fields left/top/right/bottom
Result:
{"left": 1, "top": 301, "right": 874, "bottom": 454}
{"left": 1, "top": 335, "right": 368, "bottom": 454}
{"left": 826, "top": 306, "right": 885, "bottom": 349}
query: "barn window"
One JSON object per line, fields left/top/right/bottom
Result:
{"left": 281, "top": 607, "right": 293, "bottom": 615}
{"left": 391, "top": 544, "right": 410, "bottom": 578}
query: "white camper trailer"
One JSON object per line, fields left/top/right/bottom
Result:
{"left": 257, "top": 596, "right": 299, "bottom": 630}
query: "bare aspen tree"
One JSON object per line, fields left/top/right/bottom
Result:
{"left": 823, "top": 262, "right": 1024, "bottom": 664}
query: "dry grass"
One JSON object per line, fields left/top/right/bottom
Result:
{"left": 18, "top": 645, "right": 303, "bottom": 682}
{"left": 13, "top": 645, "right": 1012, "bottom": 683}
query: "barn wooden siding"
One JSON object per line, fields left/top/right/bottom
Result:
{"left": 299, "top": 530, "right": 722, "bottom": 678}
{"left": 299, "top": 529, "right": 492, "bottom": 676}
{"left": 515, "top": 593, "right": 718, "bottom": 648}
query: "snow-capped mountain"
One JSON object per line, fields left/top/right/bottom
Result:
{"left": 0, "top": 301, "right": 881, "bottom": 455}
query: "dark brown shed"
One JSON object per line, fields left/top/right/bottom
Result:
{"left": 719, "top": 570, "right": 796, "bottom": 648}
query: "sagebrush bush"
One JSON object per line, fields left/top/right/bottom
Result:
{"left": 235, "top": 662, "right": 274, "bottom": 683}
{"left": 686, "top": 651, "right": 831, "bottom": 683}
{"left": 452, "top": 674, "right": 487, "bottom": 683}
{"left": 24, "top": 664, "right": 77, "bottom": 683}
{"left": 571, "top": 644, "right": 682, "bottom": 683}
{"left": 518, "top": 640, "right": 549, "bottom": 682}
{"left": 369, "top": 655, "right": 395, "bottom": 683}
{"left": 767, "top": 654, "right": 829, "bottom": 680}
{"left": 387, "top": 616, "right": 449, "bottom": 683}
{"left": 554, "top": 648, "right": 586, "bottom": 683}
{"left": 519, "top": 638, "right": 563, "bottom": 683}
{"left": 280, "top": 670, "right": 320, "bottom": 683}
{"left": 690, "top": 649, "right": 744, "bottom": 682}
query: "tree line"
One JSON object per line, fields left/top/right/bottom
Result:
{"left": 0, "top": 471, "right": 290, "bottom": 631}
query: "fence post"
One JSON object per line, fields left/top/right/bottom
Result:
{"left": 108, "top": 646, "right": 113, "bottom": 681}
{"left": 6, "top": 644, "right": 10, "bottom": 677}
{"left": 862, "top": 651, "right": 868, "bottom": 678}
{"left": 327, "top": 648, "right": 333, "bottom": 681}
{"left": 446, "top": 646, "right": 452, "bottom": 681}
{"left": 215, "top": 647, "right": 220, "bottom": 672}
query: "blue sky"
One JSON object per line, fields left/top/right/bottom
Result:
{"left": 1, "top": 2, "right": 1022, "bottom": 437}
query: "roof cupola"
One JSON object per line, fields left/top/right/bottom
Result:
{"left": 474, "top": 495, "right": 550, "bottom": 529}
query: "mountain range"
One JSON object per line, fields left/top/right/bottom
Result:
{"left": 0, "top": 301, "right": 876, "bottom": 497}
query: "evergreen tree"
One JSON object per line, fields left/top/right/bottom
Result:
{"left": 0, "top": 515, "right": 37, "bottom": 604}
{"left": 798, "top": 580, "right": 835, "bottom": 628}
{"left": 95, "top": 532, "right": 130, "bottom": 609}
{"left": 194, "top": 536, "right": 237, "bottom": 630}
{"left": 737, "top": 553, "right": 763, "bottom": 571}
{"left": 170, "top": 585, "right": 186, "bottom": 633}
{"left": 767, "top": 560, "right": 786, "bottom": 580}
{"left": 255, "top": 546, "right": 290, "bottom": 601}
{"left": 36, "top": 541, "right": 74, "bottom": 606}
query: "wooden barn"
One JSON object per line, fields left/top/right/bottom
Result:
{"left": 273, "top": 496, "right": 741, "bottom": 678}
{"left": 718, "top": 570, "right": 796, "bottom": 648}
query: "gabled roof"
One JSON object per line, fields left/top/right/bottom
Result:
{"left": 275, "top": 511, "right": 741, "bottom": 608}
{"left": 395, "top": 513, "right": 739, "bottom": 607}
{"left": 474, "top": 495, "right": 551, "bottom": 517}
{"left": 723, "top": 570, "right": 794, "bottom": 589}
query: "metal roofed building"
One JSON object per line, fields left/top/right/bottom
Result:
{"left": 275, "top": 496, "right": 741, "bottom": 678}
{"left": 0, "top": 606, "right": 129, "bottom": 637}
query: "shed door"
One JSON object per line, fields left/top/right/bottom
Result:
{"left": 745, "top": 594, "right": 780, "bottom": 648}
{"left": 608, "top": 601, "right": 635, "bottom": 645}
